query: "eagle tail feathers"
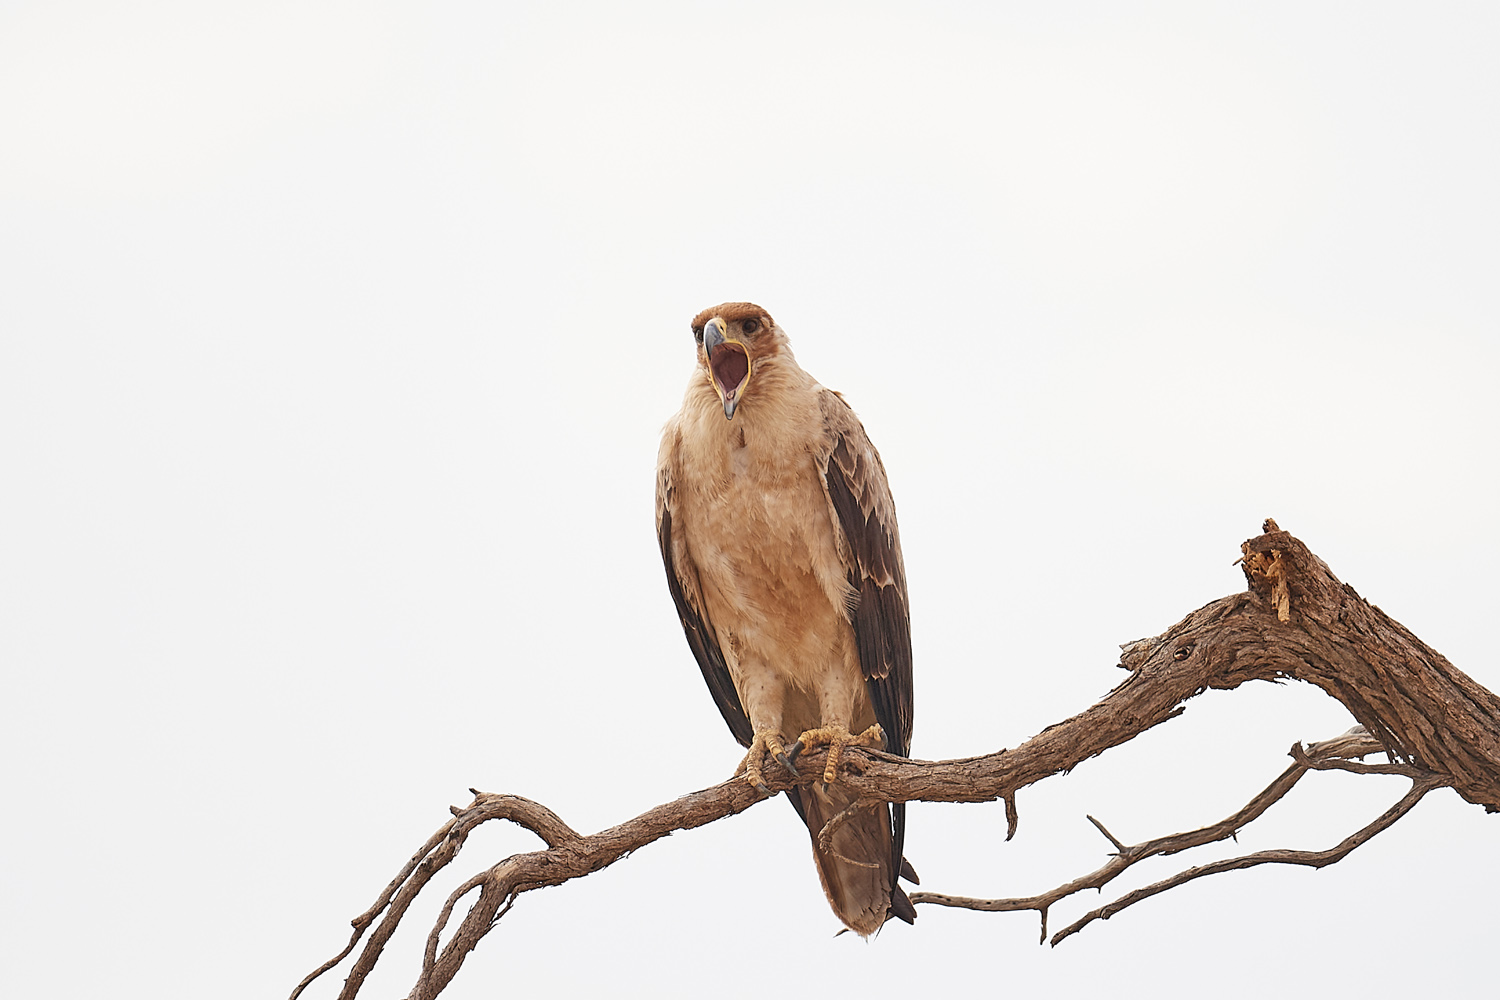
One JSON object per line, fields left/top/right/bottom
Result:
{"left": 790, "top": 785, "right": 915, "bottom": 937}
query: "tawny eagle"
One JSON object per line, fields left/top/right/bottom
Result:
{"left": 655, "top": 302, "right": 916, "bottom": 935}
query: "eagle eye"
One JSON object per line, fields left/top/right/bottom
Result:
{"left": 742, "top": 318, "right": 761, "bottom": 335}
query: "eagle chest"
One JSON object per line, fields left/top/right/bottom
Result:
{"left": 681, "top": 423, "right": 849, "bottom": 654}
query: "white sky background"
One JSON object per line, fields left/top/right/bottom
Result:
{"left": 2, "top": 2, "right": 1497, "bottom": 996}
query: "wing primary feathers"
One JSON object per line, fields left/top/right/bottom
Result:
{"left": 820, "top": 402, "right": 916, "bottom": 926}
{"left": 822, "top": 446, "right": 913, "bottom": 756}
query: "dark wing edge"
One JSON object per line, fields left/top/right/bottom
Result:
{"left": 818, "top": 391, "right": 918, "bottom": 922}
{"left": 819, "top": 394, "right": 914, "bottom": 756}
{"left": 656, "top": 445, "right": 753, "bottom": 748}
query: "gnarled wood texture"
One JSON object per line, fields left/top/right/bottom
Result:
{"left": 294, "top": 522, "right": 1500, "bottom": 1000}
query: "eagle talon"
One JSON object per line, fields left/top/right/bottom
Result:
{"left": 740, "top": 730, "right": 793, "bottom": 790}
{"left": 774, "top": 750, "right": 799, "bottom": 776}
{"left": 790, "top": 724, "right": 887, "bottom": 785}
{"left": 785, "top": 739, "right": 805, "bottom": 764}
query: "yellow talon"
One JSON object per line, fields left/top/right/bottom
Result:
{"left": 739, "top": 730, "right": 794, "bottom": 791}
{"left": 790, "top": 723, "right": 885, "bottom": 785}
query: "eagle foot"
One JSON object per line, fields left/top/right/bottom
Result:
{"left": 737, "top": 730, "right": 798, "bottom": 791}
{"left": 788, "top": 723, "right": 885, "bottom": 786}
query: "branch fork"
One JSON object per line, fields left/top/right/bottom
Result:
{"left": 294, "top": 522, "right": 1499, "bottom": 999}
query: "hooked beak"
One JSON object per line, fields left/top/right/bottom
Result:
{"left": 703, "top": 317, "right": 751, "bottom": 419}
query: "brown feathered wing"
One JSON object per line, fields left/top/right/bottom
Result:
{"left": 805, "top": 389, "right": 917, "bottom": 927}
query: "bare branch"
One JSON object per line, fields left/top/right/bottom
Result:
{"left": 294, "top": 522, "right": 1500, "bottom": 999}
{"left": 289, "top": 817, "right": 457, "bottom": 1000}
{"left": 909, "top": 728, "right": 1448, "bottom": 945}
{"left": 1051, "top": 769, "right": 1452, "bottom": 943}
{"left": 423, "top": 873, "right": 486, "bottom": 980}
{"left": 1086, "top": 815, "right": 1126, "bottom": 853}
{"left": 816, "top": 796, "right": 884, "bottom": 869}
{"left": 292, "top": 794, "right": 582, "bottom": 1000}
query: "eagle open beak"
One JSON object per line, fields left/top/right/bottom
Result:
{"left": 703, "top": 317, "right": 751, "bottom": 420}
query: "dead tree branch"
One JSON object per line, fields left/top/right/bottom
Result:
{"left": 1053, "top": 765, "right": 1450, "bottom": 942}
{"left": 909, "top": 728, "right": 1453, "bottom": 943}
{"left": 294, "top": 521, "right": 1500, "bottom": 1000}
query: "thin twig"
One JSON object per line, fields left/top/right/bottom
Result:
{"left": 288, "top": 817, "right": 456, "bottom": 1000}
{"left": 816, "top": 796, "right": 883, "bottom": 869}
{"left": 1050, "top": 771, "right": 1451, "bottom": 944}
{"left": 909, "top": 728, "right": 1402, "bottom": 943}
{"left": 1086, "top": 814, "right": 1126, "bottom": 853}
{"left": 423, "top": 873, "right": 488, "bottom": 980}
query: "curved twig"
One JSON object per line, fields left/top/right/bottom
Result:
{"left": 289, "top": 817, "right": 456, "bottom": 1000}
{"left": 1051, "top": 769, "right": 1451, "bottom": 943}
{"left": 909, "top": 730, "right": 1449, "bottom": 944}
{"left": 423, "top": 873, "right": 487, "bottom": 979}
{"left": 816, "top": 795, "right": 884, "bottom": 868}
{"left": 292, "top": 793, "right": 582, "bottom": 1000}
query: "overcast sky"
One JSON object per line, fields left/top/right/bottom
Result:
{"left": 3, "top": 3, "right": 1497, "bottom": 998}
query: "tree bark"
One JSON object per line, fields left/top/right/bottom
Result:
{"left": 831, "top": 520, "right": 1500, "bottom": 814}
{"left": 1236, "top": 520, "right": 1500, "bottom": 810}
{"left": 293, "top": 520, "right": 1500, "bottom": 1000}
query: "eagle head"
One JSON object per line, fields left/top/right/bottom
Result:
{"left": 690, "top": 302, "right": 777, "bottom": 420}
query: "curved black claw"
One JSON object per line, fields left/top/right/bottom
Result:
{"left": 784, "top": 739, "right": 806, "bottom": 765}
{"left": 754, "top": 782, "right": 773, "bottom": 796}
{"left": 773, "top": 750, "right": 799, "bottom": 777}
